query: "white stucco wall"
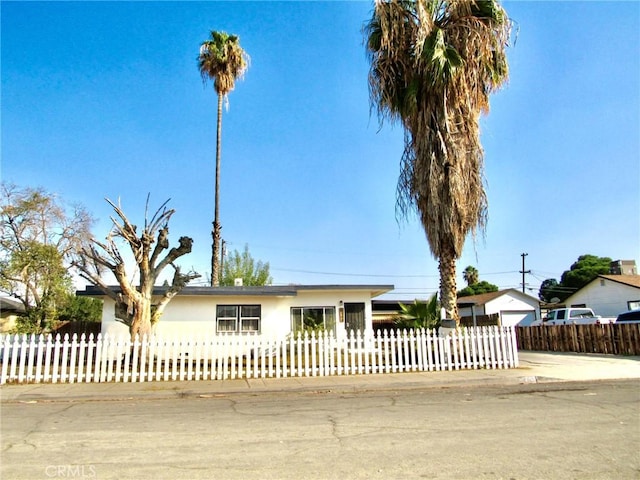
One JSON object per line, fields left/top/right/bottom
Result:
{"left": 486, "top": 295, "right": 539, "bottom": 327}
{"left": 563, "top": 279, "right": 640, "bottom": 317}
{"left": 100, "top": 289, "right": 376, "bottom": 339}
{"left": 459, "top": 291, "right": 540, "bottom": 327}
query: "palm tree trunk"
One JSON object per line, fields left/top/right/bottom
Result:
{"left": 211, "top": 93, "right": 223, "bottom": 287}
{"left": 439, "top": 247, "right": 459, "bottom": 326}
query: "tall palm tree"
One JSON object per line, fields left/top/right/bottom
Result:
{"left": 366, "top": 0, "right": 511, "bottom": 324}
{"left": 463, "top": 265, "right": 479, "bottom": 287}
{"left": 198, "top": 31, "right": 249, "bottom": 286}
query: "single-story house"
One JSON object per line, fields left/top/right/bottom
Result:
{"left": 77, "top": 284, "right": 394, "bottom": 339}
{"left": 457, "top": 289, "right": 541, "bottom": 327}
{"left": 559, "top": 274, "right": 640, "bottom": 317}
{"left": 0, "top": 296, "right": 25, "bottom": 333}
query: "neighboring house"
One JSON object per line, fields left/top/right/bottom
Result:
{"left": 457, "top": 289, "right": 541, "bottom": 327}
{"left": 560, "top": 274, "right": 640, "bottom": 317}
{"left": 77, "top": 284, "right": 394, "bottom": 338}
{"left": 0, "top": 296, "right": 25, "bottom": 333}
{"left": 371, "top": 300, "right": 404, "bottom": 331}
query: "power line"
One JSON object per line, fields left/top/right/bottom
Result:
{"left": 272, "top": 266, "right": 520, "bottom": 279}
{"left": 270, "top": 267, "right": 439, "bottom": 278}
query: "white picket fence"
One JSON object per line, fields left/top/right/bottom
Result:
{"left": 0, "top": 326, "right": 519, "bottom": 385}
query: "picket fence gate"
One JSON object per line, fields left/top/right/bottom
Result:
{"left": 0, "top": 326, "right": 519, "bottom": 385}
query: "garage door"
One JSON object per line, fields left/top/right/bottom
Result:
{"left": 500, "top": 310, "right": 536, "bottom": 327}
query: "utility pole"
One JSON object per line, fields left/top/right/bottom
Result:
{"left": 520, "top": 253, "right": 531, "bottom": 293}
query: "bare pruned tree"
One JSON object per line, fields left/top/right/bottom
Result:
{"left": 73, "top": 197, "right": 200, "bottom": 340}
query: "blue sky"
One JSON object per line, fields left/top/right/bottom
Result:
{"left": 2, "top": 1, "right": 639, "bottom": 300}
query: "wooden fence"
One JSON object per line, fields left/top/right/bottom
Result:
{"left": 0, "top": 326, "right": 519, "bottom": 385}
{"left": 517, "top": 323, "right": 640, "bottom": 355}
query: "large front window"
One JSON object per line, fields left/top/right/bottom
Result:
{"left": 291, "top": 307, "right": 336, "bottom": 334}
{"left": 216, "top": 305, "right": 261, "bottom": 333}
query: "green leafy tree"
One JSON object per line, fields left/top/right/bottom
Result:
{"left": 538, "top": 278, "right": 562, "bottom": 303}
{"left": 395, "top": 295, "right": 440, "bottom": 330}
{"left": 365, "top": 0, "right": 512, "bottom": 324}
{"left": 561, "top": 254, "right": 612, "bottom": 293}
{"left": 198, "top": 31, "right": 249, "bottom": 287}
{"left": 539, "top": 254, "right": 612, "bottom": 302}
{"left": 58, "top": 295, "right": 103, "bottom": 323}
{"left": 0, "top": 183, "right": 93, "bottom": 332}
{"left": 220, "top": 244, "right": 272, "bottom": 286}
{"left": 457, "top": 280, "right": 499, "bottom": 298}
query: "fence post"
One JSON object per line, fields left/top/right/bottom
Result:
{"left": 321, "top": 330, "right": 329, "bottom": 377}
{"left": 51, "top": 334, "right": 63, "bottom": 383}
{"left": 509, "top": 326, "right": 519, "bottom": 368}
{"left": 36, "top": 334, "right": 46, "bottom": 383}
{"left": 140, "top": 334, "right": 149, "bottom": 382}
{"left": 95, "top": 334, "right": 109, "bottom": 382}
{"left": 68, "top": 334, "right": 78, "bottom": 383}
{"left": 182, "top": 335, "right": 191, "bottom": 381}
{"left": 416, "top": 329, "right": 425, "bottom": 372}
{"left": 451, "top": 329, "right": 459, "bottom": 371}
{"left": 163, "top": 335, "right": 172, "bottom": 382}
{"left": 365, "top": 330, "right": 374, "bottom": 375}
{"left": 147, "top": 334, "right": 157, "bottom": 382}
{"left": 310, "top": 331, "right": 317, "bottom": 377}
{"left": 356, "top": 330, "right": 364, "bottom": 375}
{"left": 388, "top": 330, "right": 396, "bottom": 373}
{"left": 85, "top": 334, "right": 95, "bottom": 383}
{"left": 0, "top": 336, "right": 9, "bottom": 385}
{"left": 26, "top": 334, "right": 37, "bottom": 383}
{"left": 59, "top": 334, "right": 70, "bottom": 383}
{"left": 374, "top": 330, "right": 382, "bottom": 374}
{"left": 294, "top": 332, "right": 302, "bottom": 378}
{"left": 462, "top": 328, "right": 471, "bottom": 370}
{"left": 130, "top": 335, "right": 140, "bottom": 383}
{"left": 76, "top": 334, "right": 86, "bottom": 384}
{"left": 105, "top": 335, "right": 116, "bottom": 383}
{"left": 342, "top": 332, "right": 349, "bottom": 375}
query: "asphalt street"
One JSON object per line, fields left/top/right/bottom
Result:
{"left": 1, "top": 380, "right": 639, "bottom": 480}
{"left": 1, "top": 352, "right": 639, "bottom": 480}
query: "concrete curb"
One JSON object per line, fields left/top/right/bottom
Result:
{"left": 1, "top": 351, "right": 639, "bottom": 404}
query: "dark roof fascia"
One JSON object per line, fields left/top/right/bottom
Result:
{"left": 294, "top": 284, "right": 394, "bottom": 297}
{"left": 77, "top": 284, "right": 395, "bottom": 298}
{"left": 371, "top": 300, "right": 403, "bottom": 312}
{"left": 77, "top": 285, "right": 298, "bottom": 297}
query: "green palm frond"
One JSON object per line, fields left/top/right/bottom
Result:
{"left": 198, "top": 30, "right": 249, "bottom": 96}
{"left": 396, "top": 294, "right": 440, "bottom": 330}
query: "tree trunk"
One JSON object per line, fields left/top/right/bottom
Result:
{"left": 211, "top": 93, "right": 223, "bottom": 287}
{"left": 129, "top": 296, "right": 152, "bottom": 342}
{"left": 439, "top": 248, "right": 459, "bottom": 325}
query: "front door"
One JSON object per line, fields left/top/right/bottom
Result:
{"left": 344, "top": 303, "right": 365, "bottom": 334}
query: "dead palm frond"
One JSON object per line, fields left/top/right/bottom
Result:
{"left": 366, "top": 0, "right": 512, "bottom": 322}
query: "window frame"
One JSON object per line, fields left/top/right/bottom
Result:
{"left": 627, "top": 300, "right": 640, "bottom": 311}
{"left": 216, "top": 304, "right": 261, "bottom": 334}
{"left": 291, "top": 306, "right": 336, "bottom": 334}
